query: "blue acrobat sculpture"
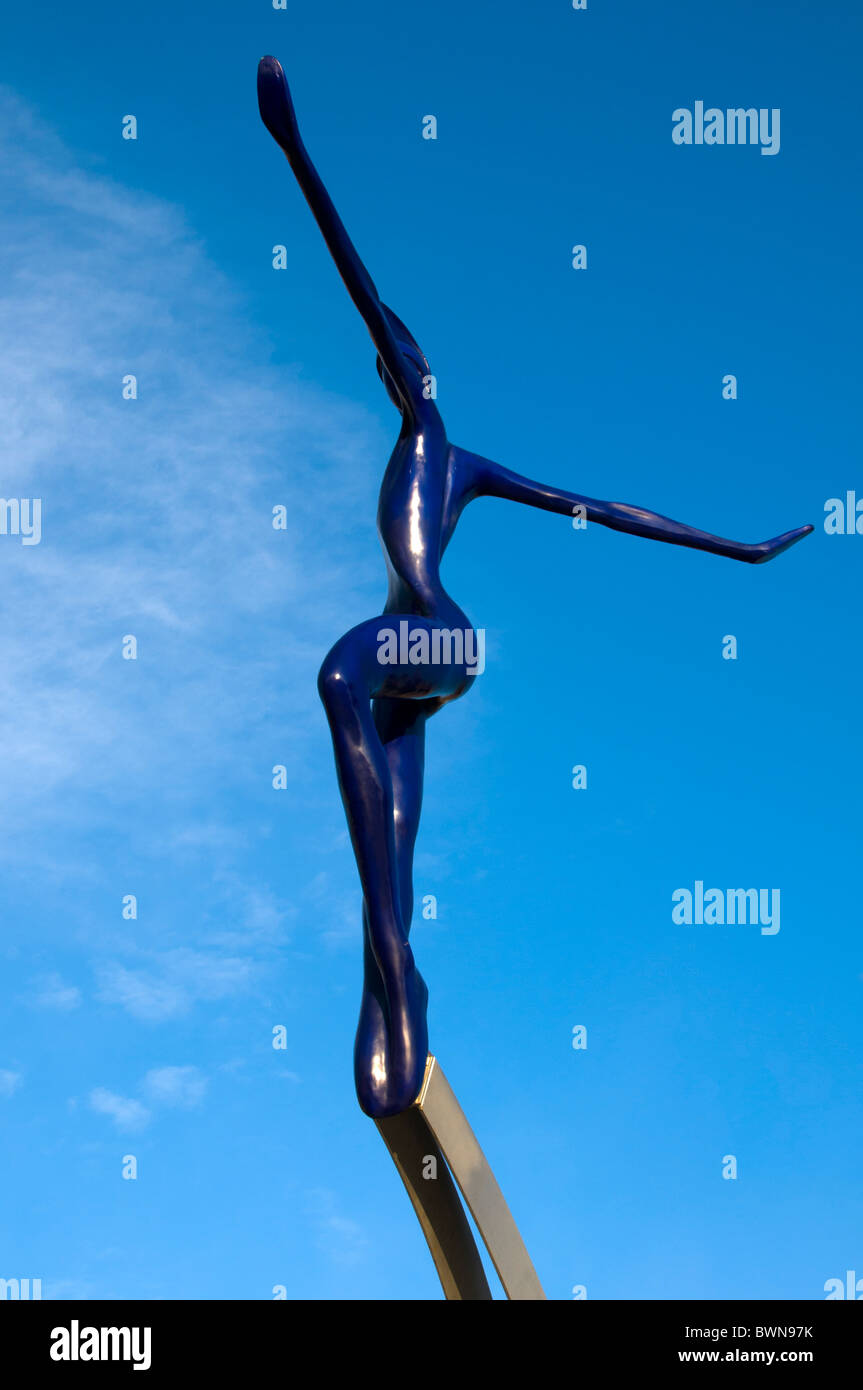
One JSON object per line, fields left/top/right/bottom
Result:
{"left": 257, "top": 54, "right": 812, "bottom": 1124}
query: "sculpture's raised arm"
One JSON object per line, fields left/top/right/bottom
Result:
{"left": 257, "top": 56, "right": 417, "bottom": 406}
{"left": 452, "top": 447, "right": 813, "bottom": 564}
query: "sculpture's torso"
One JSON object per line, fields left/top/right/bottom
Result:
{"left": 377, "top": 400, "right": 471, "bottom": 633}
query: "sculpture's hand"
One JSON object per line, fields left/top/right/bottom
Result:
{"left": 257, "top": 55, "right": 301, "bottom": 154}
{"left": 749, "top": 524, "right": 814, "bottom": 563}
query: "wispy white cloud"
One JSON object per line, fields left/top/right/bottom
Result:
{"left": 0, "top": 85, "right": 383, "bottom": 854}
{"left": 141, "top": 1066, "right": 207, "bottom": 1108}
{"left": 89, "top": 1064, "right": 208, "bottom": 1130}
{"left": 28, "top": 971, "right": 82, "bottom": 1011}
{"left": 0, "top": 85, "right": 383, "bottom": 984}
{"left": 304, "top": 1187, "right": 369, "bottom": 1267}
{"left": 96, "top": 949, "right": 253, "bottom": 1022}
{"left": 302, "top": 870, "right": 360, "bottom": 949}
{"left": 89, "top": 1087, "right": 151, "bottom": 1132}
{"left": 0, "top": 1069, "right": 22, "bottom": 1097}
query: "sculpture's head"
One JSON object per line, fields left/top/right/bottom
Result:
{"left": 376, "top": 305, "right": 430, "bottom": 407}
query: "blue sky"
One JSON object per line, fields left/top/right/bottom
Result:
{"left": 0, "top": 0, "right": 860, "bottom": 1300}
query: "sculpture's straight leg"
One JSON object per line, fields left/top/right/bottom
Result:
{"left": 350, "top": 696, "right": 433, "bottom": 1116}
{"left": 318, "top": 641, "right": 433, "bottom": 1118}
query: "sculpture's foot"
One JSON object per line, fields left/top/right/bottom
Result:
{"left": 355, "top": 952, "right": 429, "bottom": 1119}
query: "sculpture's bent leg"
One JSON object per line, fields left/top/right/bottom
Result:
{"left": 318, "top": 619, "right": 468, "bottom": 1117}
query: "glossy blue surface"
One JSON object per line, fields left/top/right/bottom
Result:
{"left": 257, "top": 54, "right": 813, "bottom": 1119}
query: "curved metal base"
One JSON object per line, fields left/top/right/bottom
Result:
{"left": 375, "top": 1056, "right": 546, "bottom": 1300}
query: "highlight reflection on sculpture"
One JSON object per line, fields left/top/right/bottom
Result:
{"left": 257, "top": 55, "right": 812, "bottom": 1124}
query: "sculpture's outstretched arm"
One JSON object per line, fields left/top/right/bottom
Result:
{"left": 456, "top": 448, "right": 813, "bottom": 564}
{"left": 257, "top": 56, "right": 417, "bottom": 406}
